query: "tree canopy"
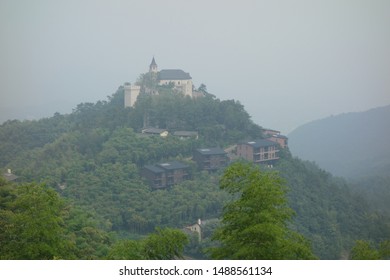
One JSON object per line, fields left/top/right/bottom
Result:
{"left": 1, "top": 84, "right": 389, "bottom": 260}
{"left": 210, "top": 161, "right": 316, "bottom": 259}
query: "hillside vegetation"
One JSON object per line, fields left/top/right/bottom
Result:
{"left": 1, "top": 87, "right": 389, "bottom": 259}
{"left": 288, "top": 105, "right": 390, "bottom": 218}
{"left": 288, "top": 105, "right": 390, "bottom": 179}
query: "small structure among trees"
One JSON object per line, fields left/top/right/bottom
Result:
{"left": 2, "top": 169, "right": 18, "bottom": 182}
{"left": 142, "top": 161, "right": 190, "bottom": 189}
{"left": 193, "top": 148, "right": 228, "bottom": 172}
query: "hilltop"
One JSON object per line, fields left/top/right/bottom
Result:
{"left": 1, "top": 73, "right": 389, "bottom": 259}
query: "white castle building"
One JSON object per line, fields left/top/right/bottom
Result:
{"left": 124, "top": 57, "right": 194, "bottom": 108}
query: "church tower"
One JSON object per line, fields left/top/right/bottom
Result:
{"left": 149, "top": 57, "right": 158, "bottom": 73}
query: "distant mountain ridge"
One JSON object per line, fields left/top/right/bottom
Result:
{"left": 288, "top": 105, "right": 390, "bottom": 179}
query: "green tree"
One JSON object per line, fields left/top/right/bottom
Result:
{"left": 107, "top": 240, "right": 145, "bottom": 260}
{"left": 210, "top": 162, "right": 316, "bottom": 259}
{"left": 350, "top": 240, "right": 390, "bottom": 260}
{"left": 142, "top": 227, "right": 189, "bottom": 259}
{"left": 350, "top": 240, "right": 380, "bottom": 260}
{"left": 107, "top": 228, "right": 189, "bottom": 260}
{"left": 0, "top": 183, "right": 71, "bottom": 259}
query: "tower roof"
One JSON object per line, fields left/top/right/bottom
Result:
{"left": 150, "top": 57, "right": 157, "bottom": 67}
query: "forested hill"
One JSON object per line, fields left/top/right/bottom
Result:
{"left": 0, "top": 87, "right": 262, "bottom": 168}
{"left": 1, "top": 87, "right": 390, "bottom": 259}
{"left": 288, "top": 105, "right": 390, "bottom": 179}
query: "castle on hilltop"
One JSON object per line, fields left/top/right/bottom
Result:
{"left": 124, "top": 57, "right": 198, "bottom": 108}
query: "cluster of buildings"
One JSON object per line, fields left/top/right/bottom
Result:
{"left": 124, "top": 57, "right": 204, "bottom": 108}
{"left": 142, "top": 128, "right": 288, "bottom": 189}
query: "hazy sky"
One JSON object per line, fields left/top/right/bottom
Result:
{"left": 1, "top": 0, "right": 389, "bottom": 133}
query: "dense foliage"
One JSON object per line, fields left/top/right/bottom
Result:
{"left": 276, "top": 154, "right": 390, "bottom": 259}
{"left": 288, "top": 105, "right": 390, "bottom": 179}
{"left": 349, "top": 240, "right": 390, "bottom": 260}
{"left": 107, "top": 227, "right": 189, "bottom": 260}
{"left": 0, "top": 179, "right": 111, "bottom": 259}
{"left": 211, "top": 162, "right": 316, "bottom": 259}
{"left": 1, "top": 84, "right": 389, "bottom": 259}
{"left": 0, "top": 178, "right": 190, "bottom": 260}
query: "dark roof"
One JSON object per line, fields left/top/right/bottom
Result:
{"left": 159, "top": 69, "right": 192, "bottom": 80}
{"left": 144, "top": 165, "right": 165, "bottom": 173}
{"left": 3, "top": 172, "right": 18, "bottom": 181}
{"left": 196, "top": 148, "right": 226, "bottom": 155}
{"left": 142, "top": 128, "right": 168, "bottom": 134}
{"left": 150, "top": 57, "right": 157, "bottom": 67}
{"left": 242, "top": 139, "right": 277, "bottom": 148}
{"left": 157, "top": 161, "right": 189, "bottom": 170}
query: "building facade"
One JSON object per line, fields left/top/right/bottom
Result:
{"left": 236, "top": 139, "right": 280, "bottom": 165}
{"left": 261, "top": 128, "right": 288, "bottom": 148}
{"left": 193, "top": 148, "right": 228, "bottom": 171}
{"left": 142, "top": 161, "right": 190, "bottom": 189}
{"left": 124, "top": 57, "right": 194, "bottom": 108}
{"left": 141, "top": 128, "right": 169, "bottom": 137}
{"left": 158, "top": 69, "right": 193, "bottom": 97}
{"left": 124, "top": 84, "right": 141, "bottom": 108}
{"left": 266, "top": 134, "right": 288, "bottom": 149}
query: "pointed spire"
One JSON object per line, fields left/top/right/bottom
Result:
{"left": 149, "top": 56, "right": 158, "bottom": 73}
{"left": 150, "top": 56, "right": 157, "bottom": 66}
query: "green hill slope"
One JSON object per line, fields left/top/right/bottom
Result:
{"left": 288, "top": 105, "right": 390, "bottom": 179}
{"left": 1, "top": 88, "right": 389, "bottom": 259}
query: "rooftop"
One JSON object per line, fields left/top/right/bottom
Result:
{"left": 142, "top": 128, "right": 168, "bottom": 134}
{"left": 159, "top": 69, "right": 192, "bottom": 80}
{"left": 144, "top": 165, "right": 165, "bottom": 173}
{"left": 267, "top": 134, "right": 288, "bottom": 139}
{"left": 3, "top": 171, "right": 18, "bottom": 182}
{"left": 150, "top": 57, "right": 157, "bottom": 67}
{"left": 158, "top": 161, "right": 189, "bottom": 170}
{"left": 196, "top": 147, "right": 227, "bottom": 155}
{"left": 243, "top": 139, "right": 278, "bottom": 148}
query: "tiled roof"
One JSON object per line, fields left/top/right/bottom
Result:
{"left": 196, "top": 148, "right": 226, "bottom": 155}
{"left": 159, "top": 69, "right": 191, "bottom": 80}
{"left": 144, "top": 165, "right": 165, "bottom": 173}
{"left": 243, "top": 139, "right": 277, "bottom": 148}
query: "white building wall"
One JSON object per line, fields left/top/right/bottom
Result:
{"left": 124, "top": 84, "right": 141, "bottom": 107}
{"left": 158, "top": 79, "right": 193, "bottom": 97}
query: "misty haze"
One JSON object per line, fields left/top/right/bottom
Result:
{"left": 1, "top": 0, "right": 390, "bottom": 262}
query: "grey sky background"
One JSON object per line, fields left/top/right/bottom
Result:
{"left": 1, "top": 0, "right": 389, "bottom": 133}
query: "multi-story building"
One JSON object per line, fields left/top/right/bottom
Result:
{"left": 236, "top": 139, "right": 280, "bottom": 165}
{"left": 193, "top": 148, "right": 228, "bottom": 171}
{"left": 158, "top": 69, "right": 193, "bottom": 97}
{"left": 142, "top": 161, "right": 190, "bottom": 189}
{"left": 261, "top": 128, "right": 288, "bottom": 149}
{"left": 124, "top": 57, "right": 194, "bottom": 108}
{"left": 266, "top": 134, "right": 288, "bottom": 149}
